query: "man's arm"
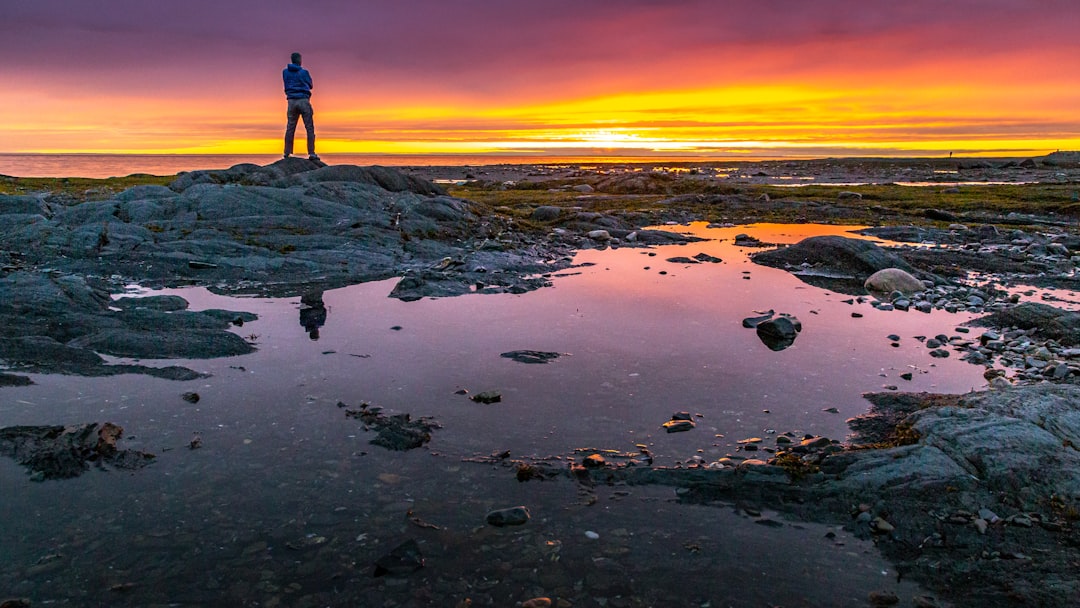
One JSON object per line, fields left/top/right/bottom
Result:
{"left": 305, "top": 70, "right": 313, "bottom": 91}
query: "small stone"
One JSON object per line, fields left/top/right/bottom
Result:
{"left": 584, "top": 530, "right": 600, "bottom": 539}
{"left": 822, "top": 407, "right": 839, "bottom": 413}
{"left": 913, "top": 596, "right": 940, "bottom": 608}
{"left": 486, "top": 506, "right": 531, "bottom": 527}
{"left": 583, "top": 454, "right": 606, "bottom": 468}
{"left": 662, "top": 419, "right": 695, "bottom": 433}
{"left": 181, "top": 392, "right": 200, "bottom": 403}
{"left": 871, "top": 517, "right": 894, "bottom": 533}
{"left": 521, "top": 598, "right": 553, "bottom": 608}
{"left": 470, "top": 391, "right": 502, "bottom": 404}
{"left": 973, "top": 518, "right": 988, "bottom": 534}
{"left": 587, "top": 229, "right": 611, "bottom": 241}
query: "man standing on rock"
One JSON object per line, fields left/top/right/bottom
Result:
{"left": 283, "top": 52, "right": 319, "bottom": 161}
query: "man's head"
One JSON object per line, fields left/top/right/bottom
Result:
{"left": 291, "top": 52, "right": 302, "bottom": 66}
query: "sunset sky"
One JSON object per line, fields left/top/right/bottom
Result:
{"left": 5, "top": 0, "right": 1080, "bottom": 158}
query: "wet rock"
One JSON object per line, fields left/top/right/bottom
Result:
{"left": 755, "top": 315, "right": 802, "bottom": 351}
{"left": 500, "top": 350, "right": 562, "bottom": 364}
{"left": 344, "top": 404, "right": 441, "bottom": 451}
{"left": 521, "top": 599, "right": 552, "bottom": 608}
{"left": 181, "top": 391, "right": 200, "bottom": 403}
{"left": 470, "top": 391, "right": 502, "bottom": 404}
{"left": 741, "top": 310, "right": 774, "bottom": 328}
{"left": 662, "top": 419, "right": 695, "bottom": 433}
{"left": 0, "top": 423, "right": 155, "bottom": 480}
{"left": 110, "top": 295, "right": 189, "bottom": 311}
{"left": 693, "top": 252, "right": 723, "bottom": 263}
{"left": 0, "top": 372, "right": 34, "bottom": 387}
{"left": 372, "top": 539, "right": 425, "bottom": 577}
{"left": 583, "top": 454, "right": 607, "bottom": 468}
{"left": 486, "top": 505, "right": 531, "bottom": 527}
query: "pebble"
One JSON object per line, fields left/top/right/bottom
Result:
{"left": 871, "top": 517, "right": 895, "bottom": 533}
{"left": 486, "top": 506, "right": 531, "bottom": 527}
{"left": 584, "top": 531, "right": 600, "bottom": 540}
{"left": 521, "top": 598, "right": 552, "bottom": 608}
{"left": 973, "top": 518, "right": 988, "bottom": 534}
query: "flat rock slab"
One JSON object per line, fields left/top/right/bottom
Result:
{"left": 500, "top": 350, "right": 563, "bottom": 364}
{"left": 344, "top": 405, "right": 441, "bottom": 451}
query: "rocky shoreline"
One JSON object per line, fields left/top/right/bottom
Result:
{"left": 4, "top": 157, "right": 1080, "bottom": 606}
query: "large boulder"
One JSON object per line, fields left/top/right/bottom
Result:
{"left": 864, "top": 268, "right": 925, "bottom": 295}
{"left": 753, "top": 235, "right": 917, "bottom": 278}
{"left": 752, "top": 235, "right": 935, "bottom": 293}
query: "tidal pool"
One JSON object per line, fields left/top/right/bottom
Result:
{"left": 0, "top": 223, "right": 987, "bottom": 606}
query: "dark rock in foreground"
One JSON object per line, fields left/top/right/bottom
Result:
{"left": 0, "top": 423, "right": 155, "bottom": 480}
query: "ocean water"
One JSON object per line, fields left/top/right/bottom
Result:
{"left": 0, "top": 153, "right": 760, "bottom": 179}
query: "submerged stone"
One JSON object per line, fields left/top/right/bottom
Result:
{"left": 372, "top": 539, "right": 424, "bottom": 577}
{"left": 500, "top": 350, "right": 563, "bottom": 364}
{"left": 486, "top": 505, "right": 531, "bottom": 527}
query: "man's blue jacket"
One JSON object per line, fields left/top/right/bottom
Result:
{"left": 283, "top": 64, "right": 313, "bottom": 99}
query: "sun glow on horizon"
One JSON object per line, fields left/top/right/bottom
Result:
{"left": 9, "top": 81, "right": 1080, "bottom": 158}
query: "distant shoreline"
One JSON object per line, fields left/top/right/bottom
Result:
{"left": 0, "top": 151, "right": 1061, "bottom": 179}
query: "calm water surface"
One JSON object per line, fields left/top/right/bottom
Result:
{"left": 0, "top": 223, "right": 986, "bottom": 606}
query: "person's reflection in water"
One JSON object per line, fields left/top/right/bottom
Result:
{"left": 299, "top": 292, "right": 327, "bottom": 340}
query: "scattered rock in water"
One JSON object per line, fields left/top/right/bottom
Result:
{"left": 470, "top": 391, "right": 502, "bottom": 404}
{"left": 741, "top": 309, "right": 775, "bottom": 328}
{"left": 0, "top": 372, "right": 34, "bottom": 387}
{"left": 500, "top": 350, "right": 563, "bottom": 364}
{"left": 343, "top": 403, "right": 440, "bottom": 451}
{"left": 0, "top": 423, "right": 155, "bottom": 480}
{"left": 486, "top": 505, "right": 531, "bottom": 527}
{"left": 582, "top": 454, "right": 607, "bottom": 468}
{"left": 372, "top": 539, "right": 424, "bottom": 577}
{"left": 753, "top": 313, "right": 802, "bottom": 351}
{"left": 666, "top": 256, "right": 699, "bottom": 264}
{"left": 693, "top": 252, "right": 723, "bottom": 263}
{"left": 181, "top": 391, "right": 200, "bottom": 403}
{"left": 733, "top": 234, "right": 765, "bottom": 247}
{"left": 662, "top": 412, "right": 696, "bottom": 433}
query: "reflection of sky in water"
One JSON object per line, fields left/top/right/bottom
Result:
{"left": 1, "top": 223, "right": 983, "bottom": 605}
